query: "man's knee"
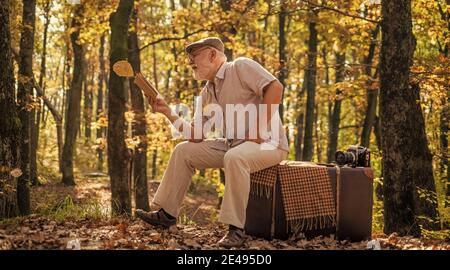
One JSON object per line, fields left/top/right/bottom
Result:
{"left": 173, "top": 141, "right": 193, "bottom": 155}
{"left": 223, "top": 149, "right": 246, "bottom": 166}
{"left": 172, "top": 141, "right": 202, "bottom": 163}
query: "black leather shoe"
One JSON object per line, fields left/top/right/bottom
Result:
{"left": 218, "top": 227, "right": 245, "bottom": 248}
{"left": 135, "top": 209, "right": 176, "bottom": 228}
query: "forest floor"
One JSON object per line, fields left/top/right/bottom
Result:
{"left": 0, "top": 174, "right": 449, "bottom": 250}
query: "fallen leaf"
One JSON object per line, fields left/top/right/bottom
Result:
{"left": 167, "top": 239, "right": 180, "bottom": 249}
{"left": 168, "top": 225, "right": 178, "bottom": 234}
{"left": 184, "top": 238, "right": 201, "bottom": 249}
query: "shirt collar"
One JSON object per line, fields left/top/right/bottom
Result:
{"left": 206, "top": 61, "right": 228, "bottom": 91}
{"left": 215, "top": 61, "right": 228, "bottom": 80}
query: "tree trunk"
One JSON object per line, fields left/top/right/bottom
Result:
{"left": 278, "top": 0, "right": 287, "bottom": 120}
{"left": 360, "top": 25, "right": 380, "bottom": 148}
{"left": 360, "top": 89, "right": 378, "bottom": 148}
{"left": 285, "top": 93, "right": 290, "bottom": 146}
{"left": 128, "top": 4, "right": 149, "bottom": 211}
{"left": 314, "top": 104, "right": 321, "bottom": 162}
{"left": 29, "top": 0, "right": 50, "bottom": 186}
{"left": 151, "top": 44, "right": 158, "bottom": 180}
{"left": 218, "top": 169, "right": 226, "bottom": 208}
{"left": 152, "top": 44, "right": 158, "bottom": 90}
{"left": 373, "top": 115, "right": 383, "bottom": 201}
{"left": 219, "top": 0, "right": 236, "bottom": 60}
{"left": 0, "top": 3, "right": 21, "bottom": 218}
{"left": 83, "top": 61, "right": 92, "bottom": 143}
{"left": 259, "top": 1, "right": 271, "bottom": 65}
{"left": 168, "top": 2, "right": 180, "bottom": 100}
{"left": 60, "top": 48, "right": 67, "bottom": 144}
{"left": 108, "top": 0, "right": 134, "bottom": 215}
{"left": 295, "top": 64, "right": 308, "bottom": 161}
{"left": 97, "top": 34, "right": 106, "bottom": 172}
{"left": 152, "top": 149, "right": 157, "bottom": 179}
{"left": 17, "top": 0, "right": 36, "bottom": 215}
{"left": 295, "top": 111, "right": 304, "bottom": 161}
{"left": 326, "top": 53, "right": 345, "bottom": 163}
{"left": 61, "top": 5, "right": 84, "bottom": 186}
{"left": 302, "top": 14, "right": 318, "bottom": 161}
{"left": 380, "top": 0, "right": 439, "bottom": 236}
{"left": 61, "top": 18, "right": 72, "bottom": 139}
{"left": 442, "top": 98, "right": 450, "bottom": 207}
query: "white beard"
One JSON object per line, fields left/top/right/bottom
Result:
{"left": 193, "top": 64, "right": 213, "bottom": 81}
{"left": 193, "top": 70, "right": 203, "bottom": 80}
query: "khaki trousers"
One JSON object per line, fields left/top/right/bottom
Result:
{"left": 152, "top": 140, "right": 287, "bottom": 229}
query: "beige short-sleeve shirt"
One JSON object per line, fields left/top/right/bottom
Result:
{"left": 193, "top": 57, "right": 289, "bottom": 152}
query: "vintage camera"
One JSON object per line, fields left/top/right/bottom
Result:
{"left": 335, "top": 145, "right": 371, "bottom": 167}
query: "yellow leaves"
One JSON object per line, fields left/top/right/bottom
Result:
{"left": 21, "top": 23, "right": 35, "bottom": 32}
{"left": 171, "top": 8, "right": 190, "bottom": 18}
{"left": 66, "top": 26, "right": 78, "bottom": 36}
{"left": 93, "top": 138, "right": 106, "bottom": 151}
{"left": 367, "top": 0, "right": 380, "bottom": 5}
{"left": 332, "top": 81, "right": 358, "bottom": 96}
{"left": 230, "top": 0, "right": 251, "bottom": 12}
{"left": 125, "top": 136, "right": 143, "bottom": 150}
{"left": 124, "top": 138, "right": 137, "bottom": 150}
{"left": 360, "top": 31, "right": 370, "bottom": 39}
{"left": 25, "top": 95, "right": 42, "bottom": 112}
{"left": 91, "top": 116, "right": 108, "bottom": 130}
{"left": 437, "top": 54, "right": 449, "bottom": 63}
{"left": 411, "top": 64, "right": 426, "bottom": 74}
{"left": 357, "top": 74, "right": 370, "bottom": 82}
{"left": 124, "top": 110, "right": 135, "bottom": 123}
{"left": 368, "top": 80, "right": 379, "bottom": 91}
{"left": 17, "top": 75, "right": 32, "bottom": 85}
{"left": 144, "top": 110, "right": 175, "bottom": 151}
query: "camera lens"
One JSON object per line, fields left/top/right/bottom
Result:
{"left": 335, "top": 151, "right": 355, "bottom": 166}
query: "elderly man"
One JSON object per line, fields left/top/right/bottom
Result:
{"left": 136, "top": 37, "right": 288, "bottom": 248}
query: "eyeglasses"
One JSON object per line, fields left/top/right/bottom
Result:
{"left": 188, "top": 47, "right": 211, "bottom": 63}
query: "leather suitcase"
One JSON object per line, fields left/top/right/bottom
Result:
{"left": 244, "top": 162, "right": 374, "bottom": 242}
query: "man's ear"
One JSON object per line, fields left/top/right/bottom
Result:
{"left": 209, "top": 49, "right": 216, "bottom": 62}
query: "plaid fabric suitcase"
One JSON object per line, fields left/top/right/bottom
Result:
{"left": 244, "top": 161, "right": 374, "bottom": 241}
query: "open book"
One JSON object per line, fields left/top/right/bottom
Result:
{"left": 134, "top": 73, "right": 163, "bottom": 100}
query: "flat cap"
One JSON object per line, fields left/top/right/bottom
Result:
{"left": 185, "top": 37, "right": 225, "bottom": 54}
